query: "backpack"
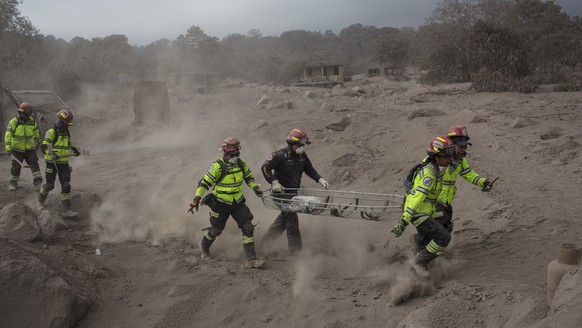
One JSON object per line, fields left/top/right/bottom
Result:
{"left": 214, "top": 158, "right": 245, "bottom": 184}
{"left": 403, "top": 160, "right": 438, "bottom": 194}
{"left": 403, "top": 163, "right": 424, "bottom": 194}
{"left": 202, "top": 158, "right": 245, "bottom": 211}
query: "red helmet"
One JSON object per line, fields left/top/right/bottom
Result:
{"left": 286, "top": 128, "right": 310, "bottom": 145}
{"left": 56, "top": 108, "right": 74, "bottom": 126}
{"left": 427, "top": 136, "right": 456, "bottom": 157}
{"left": 18, "top": 102, "right": 32, "bottom": 114}
{"left": 219, "top": 137, "right": 241, "bottom": 152}
{"left": 447, "top": 125, "right": 471, "bottom": 146}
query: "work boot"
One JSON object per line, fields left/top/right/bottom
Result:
{"left": 33, "top": 178, "right": 42, "bottom": 192}
{"left": 200, "top": 237, "right": 213, "bottom": 260}
{"left": 409, "top": 233, "right": 420, "bottom": 255}
{"left": 61, "top": 199, "right": 79, "bottom": 218}
{"left": 409, "top": 259, "right": 430, "bottom": 279}
{"left": 243, "top": 243, "right": 265, "bottom": 269}
{"left": 62, "top": 199, "right": 71, "bottom": 211}
{"left": 38, "top": 193, "right": 48, "bottom": 206}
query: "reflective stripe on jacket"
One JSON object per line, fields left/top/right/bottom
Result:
{"left": 4, "top": 116, "right": 40, "bottom": 151}
{"left": 438, "top": 156, "right": 486, "bottom": 205}
{"left": 402, "top": 162, "right": 443, "bottom": 227}
{"left": 42, "top": 128, "right": 71, "bottom": 164}
{"left": 195, "top": 157, "right": 259, "bottom": 204}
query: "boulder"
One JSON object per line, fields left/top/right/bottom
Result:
{"left": 326, "top": 115, "right": 352, "bottom": 131}
{"left": 0, "top": 237, "right": 90, "bottom": 328}
{"left": 0, "top": 203, "right": 42, "bottom": 243}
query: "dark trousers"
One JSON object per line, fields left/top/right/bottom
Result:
{"left": 41, "top": 162, "right": 71, "bottom": 200}
{"left": 414, "top": 217, "right": 451, "bottom": 266}
{"left": 207, "top": 201, "right": 254, "bottom": 237}
{"left": 10, "top": 150, "right": 42, "bottom": 185}
{"left": 201, "top": 200, "right": 257, "bottom": 260}
{"left": 263, "top": 211, "right": 302, "bottom": 252}
{"left": 419, "top": 203, "right": 453, "bottom": 249}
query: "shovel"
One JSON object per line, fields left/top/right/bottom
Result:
{"left": 10, "top": 154, "right": 30, "bottom": 168}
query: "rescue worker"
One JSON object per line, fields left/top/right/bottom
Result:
{"left": 4, "top": 102, "right": 43, "bottom": 191}
{"left": 410, "top": 125, "right": 493, "bottom": 254}
{"left": 261, "top": 128, "right": 329, "bottom": 253}
{"left": 189, "top": 137, "right": 265, "bottom": 268}
{"left": 391, "top": 136, "right": 456, "bottom": 278}
{"left": 38, "top": 108, "right": 81, "bottom": 215}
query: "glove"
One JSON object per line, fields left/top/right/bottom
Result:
{"left": 271, "top": 180, "right": 283, "bottom": 193}
{"left": 188, "top": 196, "right": 201, "bottom": 214}
{"left": 253, "top": 186, "right": 263, "bottom": 198}
{"left": 71, "top": 146, "right": 81, "bottom": 157}
{"left": 482, "top": 179, "right": 493, "bottom": 192}
{"left": 318, "top": 178, "right": 329, "bottom": 189}
{"left": 391, "top": 219, "right": 408, "bottom": 238}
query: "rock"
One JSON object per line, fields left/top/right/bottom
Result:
{"left": 0, "top": 203, "right": 42, "bottom": 243}
{"left": 407, "top": 109, "right": 446, "bottom": 120}
{"left": 250, "top": 119, "right": 268, "bottom": 131}
{"left": 37, "top": 209, "right": 68, "bottom": 240}
{"left": 303, "top": 90, "right": 317, "bottom": 98}
{"left": 510, "top": 117, "right": 536, "bottom": 128}
{"left": 539, "top": 127, "right": 563, "bottom": 140}
{"left": 0, "top": 238, "right": 90, "bottom": 328}
{"left": 326, "top": 115, "right": 352, "bottom": 131}
{"left": 456, "top": 109, "right": 487, "bottom": 123}
{"left": 255, "top": 94, "right": 271, "bottom": 106}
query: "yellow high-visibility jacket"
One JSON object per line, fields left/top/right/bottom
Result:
{"left": 402, "top": 161, "right": 444, "bottom": 227}
{"left": 4, "top": 116, "right": 40, "bottom": 152}
{"left": 438, "top": 156, "right": 486, "bottom": 206}
{"left": 195, "top": 157, "right": 259, "bottom": 205}
{"left": 42, "top": 128, "right": 72, "bottom": 164}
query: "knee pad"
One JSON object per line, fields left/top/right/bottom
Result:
{"left": 241, "top": 221, "right": 255, "bottom": 237}
{"left": 62, "top": 182, "right": 71, "bottom": 193}
{"left": 207, "top": 226, "right": 222, "bottom": 239}
{"left": 43, "top": 183, "right": 55, "bottom": 192}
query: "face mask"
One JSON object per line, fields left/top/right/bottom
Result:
{"left": 439, "top": 166, "right": 448, "bottom": 171}
{"left": 228, "top": 156, "right": 239, "bottom": 164}
{"left": 295, "top": 146, "right": 305, "bottom": 155}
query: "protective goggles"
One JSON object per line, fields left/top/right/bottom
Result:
{"left": 439, "top": 146, "right": 456, "bottom": 157}
{"left": 289, "top": 136, "right": 311, "bottom": 145}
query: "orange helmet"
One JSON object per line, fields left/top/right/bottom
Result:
{"left": 56, "top": 108, "right": 74, "bottom": 126}
{"left": 447, "top": 125, "right": 471, "bottom": 146}
{"left": 219, "top": 137, "right": 241, "bottom": 152}
{"left": 18, "top": 102, "right": 32, "bottom": 114}
{"left": 286, "top": 128, "right": 310, "bottom": 145}
{"left": 427, "top": 136, "right": 456, "bottom": 157}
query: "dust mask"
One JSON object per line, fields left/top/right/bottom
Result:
{"left": 228, "top": 156, "right": 239, "bottom": 164}
{"left": 295, "top": 146, "right": 305, "bottom": 155}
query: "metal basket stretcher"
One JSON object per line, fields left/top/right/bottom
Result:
{"left": 261, "top": 188, "right": 404, "bottom": 221}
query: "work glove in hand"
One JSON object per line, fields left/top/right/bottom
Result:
{"left": 253, "top": 186, "right": 263, "bottom": 198}
{"left": 71, "top": 146, "right": 81, "bottom": 157}
{"left": 391, "top": 219, "right": 408, "bottom": 238}
{"left": 318, "top": 178, "right": 329, "bottom": 189}
{"left": 271, "top": 180, "right": 283, "bottom": 193}
{"left": 188, "top": 196, "right": 201, "bottom": 214}
{"left": 481, "top": 179, "right": 493, "bottom": 192}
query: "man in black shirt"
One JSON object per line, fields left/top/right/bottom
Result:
{"left": 261, "top": 128, "right": 329, "bottom": 253}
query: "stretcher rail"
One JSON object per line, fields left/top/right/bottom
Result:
{"left": 261, "top": 188, "right": 404, "bottom": 221}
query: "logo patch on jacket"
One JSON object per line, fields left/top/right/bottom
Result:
{"left": 422, "top": 177, "right": 433, "bottom": 187}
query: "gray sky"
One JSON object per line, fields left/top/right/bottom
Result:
{"left": 19, "top": 0, "right": 582, "bottom": 46}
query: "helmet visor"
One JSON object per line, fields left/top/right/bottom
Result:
{"left": 289, "top": 136, "right": 310, "bottom": 145}
{"left": 440, "top": 146, "right": 456, "bottom": 157}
